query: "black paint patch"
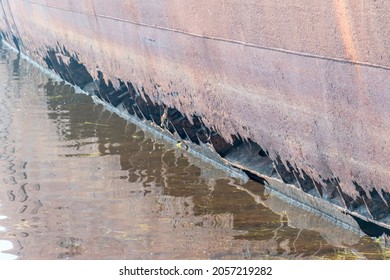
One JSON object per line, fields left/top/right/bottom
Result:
{"left": 12, "top": 34, "right": 19, "bottom": 52}
{"left": 351, "top": 215, "right": 390, "bottom": 238}
{"left": 44, "top": 48, "right": 93, "bottom": 88}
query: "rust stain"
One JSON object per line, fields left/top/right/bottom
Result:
{"left": 333, "top": 0, "right": 359, "bottom": 61}
{"left": 333, "top": 0, "right": 371, "bottom": 109}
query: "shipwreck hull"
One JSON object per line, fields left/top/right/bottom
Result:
{"left": 1, "top": 0, "right": 390, "bottom": 235}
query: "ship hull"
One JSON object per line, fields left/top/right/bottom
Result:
{"left": 1, "top": 0, "right": 390, "bottom": 235}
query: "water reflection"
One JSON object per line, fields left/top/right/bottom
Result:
{"left": 0, "top": 43, "right": 390, "bottom": 259}
{"left": 0, "top": 215, "right": 17, "bottom": 260}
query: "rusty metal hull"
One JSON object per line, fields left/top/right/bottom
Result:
{"left": 1, "top": 0, "right": 390, "bottom": 235}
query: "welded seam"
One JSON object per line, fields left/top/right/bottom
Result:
{"left": 0, "top": 1, "right": 12, "bottom": 33}
{"left": 2, "top": 0, "right": 25, "bottom": 51}
{"left": 22, "top": 0, "right": 390, "bottom": 72}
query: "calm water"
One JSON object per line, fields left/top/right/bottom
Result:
{"left": 0, "top": 44, "right": 389, "bottom": 260}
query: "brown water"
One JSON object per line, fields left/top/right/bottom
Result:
{"left": 0, "top": 43, "right": 389, "bottom": 260}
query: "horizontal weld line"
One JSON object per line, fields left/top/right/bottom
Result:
{"left": 23, "top": 0, "right": 390, "bottom": 71}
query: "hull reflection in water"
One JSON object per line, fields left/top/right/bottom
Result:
{"left": 0, "top": 44, "right": 389, "bottom": 260}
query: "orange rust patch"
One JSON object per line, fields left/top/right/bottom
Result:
{"left": 333, "top": 0, "right": 359, "bottom": 61}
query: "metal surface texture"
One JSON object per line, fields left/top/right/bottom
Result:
{"left": 1, "top": 0, "right": 390, "bottom": 231}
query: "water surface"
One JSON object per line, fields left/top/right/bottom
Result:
{"left": 0, "top": 43, "right": 389, "bottom": 260}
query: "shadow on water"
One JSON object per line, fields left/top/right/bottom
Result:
{"left": 1, "top": 43, "right": 390, "bottom": 259}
